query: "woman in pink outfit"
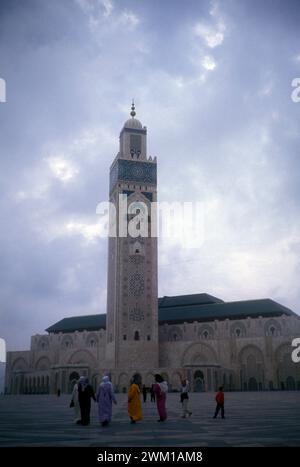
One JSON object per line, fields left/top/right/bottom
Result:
{"left": 153, "top": 374, "right": 168, "bottom": 422}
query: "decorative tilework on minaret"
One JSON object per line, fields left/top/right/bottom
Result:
{"left": 105, "top": 104, "right": 158, "bottom": 370}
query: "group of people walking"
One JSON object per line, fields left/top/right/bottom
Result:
{"left": 128, "top": 374, "right": 168, "bottom": 424}
{"left": 71, "top": 375, "right": 117, "bottom": 426}
{"left": 70, "top": 374, "right": 225, "bottom": 426}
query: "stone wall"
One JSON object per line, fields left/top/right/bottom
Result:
{"left": 5, "top": 314, "right": 300, "bottom": 394}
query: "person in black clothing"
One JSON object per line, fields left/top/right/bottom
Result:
{"left": 77, "top": 376, "right": 96, "bottom": 425}
{"left": 150, "top": 384, "right": 155, "bottom": 402}
{"left": 142, "top": 385, "right": 147, "bottom": 403}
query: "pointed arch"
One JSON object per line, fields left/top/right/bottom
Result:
{"left": 264, "top": 319, "right": 281, "bottom": 337}
{"left": 118, "top": 372, "right": 130, "bottom": 392}
{"left": 239, "top": 345, "right": 265, "bottom": 391}
{"left": 35, "top": 356, "right": 51, "bottom": 371}
{"left": 182, "top": 342, "right": 218, "bottom": 367}
{"left": 275, "top": 342, "right": 300, "bottom": 390}
{"left": 68, "top": 349, "right": 97, "bottom": 368}
{"left": 12, "top": 357, "right": 28, "bottom": 372}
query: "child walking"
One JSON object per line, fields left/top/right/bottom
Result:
{"left": 213, "top": 386, "right": 225, "bottom": 419}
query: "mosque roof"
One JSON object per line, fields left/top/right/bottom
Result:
{"left": 46, "top": 295, "right": 296, "bottom": 334}
{"left": 158, "top": 293, "right": 224, "bottom": 308}
{"left": 158, "top": 298, "right": 296, "bottom": 325}
{"left": 46, "top": 314, "right": 106, "bottom": 334}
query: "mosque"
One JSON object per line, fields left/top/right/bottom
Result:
{"left": 5, "top": 105, "right": 300, "bottom": 394}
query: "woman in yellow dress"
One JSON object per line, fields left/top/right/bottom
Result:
{"left": 128, "top": 375, "right": 143, "bottom": 424}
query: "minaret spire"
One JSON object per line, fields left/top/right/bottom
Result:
{"left": 130, "top": 99, "right": 136, "bottom": 118}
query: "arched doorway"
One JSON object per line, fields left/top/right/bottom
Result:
{"left": 286, "top": 376, "right": 296, "bottom": 390}
{"left": 119, "top": 373, "right": 129, "bottom": 393}
{"left": 69, "top": 371, "right": 80, "bottom": 393}
{"left": 223, "top": 374, "right": 227, "bottom": 389}
{"left": 91, "top": 374, "right": 98, "bottom": 393}
{"left": 269, "top": 381, "right": 274, "bottom": 390}
{"left": 276, "top": 343, "right": 300, "bottom": 390}
{"left": 194, "top": 370, "right": 205, "bottom": 392}
{"left": 248, "top": 377, "right": 258, "bottom": 391}
{"left": 238, "top": 346, "right": 265, "bottom": 391}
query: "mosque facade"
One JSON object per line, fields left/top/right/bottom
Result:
{"left": 5, "top": 106, "right": 300, "bottom": 394}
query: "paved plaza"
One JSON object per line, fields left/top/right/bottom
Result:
{"left": 0, "top": 392, "right": 300, "bottom": 447}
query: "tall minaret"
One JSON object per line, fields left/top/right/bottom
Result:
{"left": 105, "top": 102, "right": 158, "bottom": 371}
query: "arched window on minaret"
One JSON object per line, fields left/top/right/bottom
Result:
{"left": 134, "top": 331, "right": 140, "bottom": 341}
{"left": 130, "top": 240, "right": 144, "bottom": 256}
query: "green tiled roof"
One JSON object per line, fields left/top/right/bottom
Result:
{"left": 158, "top": 293, "right": 224, "bottom": 308}
{"left": 46, "top": 294, "right": 296, "bottom": 334}
{"left": 158, "top": 298, "right": 296, "bottom": 325}
{"left": 46, "top": 314, "right": 106, "bottom": 334}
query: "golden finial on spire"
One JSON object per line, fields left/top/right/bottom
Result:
{"left": 130, "top": 99, "right": 136, "bottom": 118}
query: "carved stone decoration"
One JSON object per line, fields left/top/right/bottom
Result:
{"left": 129, "top": 273, "right": 145, "bottom": 297}
{"left": 129, "top": 306, "right": 145, "bottom": 321}
{"left": 129, "top": 255, "right": 144, "bottom": 265}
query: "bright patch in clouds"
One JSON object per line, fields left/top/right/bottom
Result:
{"left": 102, "top": 0, "right": 114, "bottom": 17}
{"left": 15, "top": 184, "right": 50, "bottom": 201}
{"left": 193, "top": 22, "right": 225, "bottom": 48}
{"left": 76, "top": 0, "right": 139, "bottom": 32}
{"left": 47, "top": 157, "right": 79, "bottom": 183}
{"left": 76, "top": 0, "right": 113, "bottom": 17}
{"left": 202, "top": 55, "right": 216, "bottom": 70}
{"left": 42, "top": 219, "right": 105, "bottom": 244}
{"left": 65, "top": 221, "right": 104, "bottom": 243}
{"left": 120, "top": 11, "right": 139, "bottom": 29}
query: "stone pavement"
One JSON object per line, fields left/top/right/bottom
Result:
{"left": 0, "top": 392, "right": 299, "bottom": 447}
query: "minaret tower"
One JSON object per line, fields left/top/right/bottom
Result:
{"left": 105, "top": 102, "right": 158, "bottom": 372}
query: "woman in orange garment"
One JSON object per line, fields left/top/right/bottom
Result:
{"left": 128, "top": 375, "right": 143, "bottom": 424}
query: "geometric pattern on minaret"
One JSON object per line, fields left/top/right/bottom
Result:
{"left": 106, "top": 102, "right": 158, "bottom": 370}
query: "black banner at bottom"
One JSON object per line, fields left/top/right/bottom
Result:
{"left": 0, "top": 447, "right": 298, "bottom": 465}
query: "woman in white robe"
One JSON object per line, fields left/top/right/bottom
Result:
{"left": 71, "top": 381, "right": 81, "bottom": 423}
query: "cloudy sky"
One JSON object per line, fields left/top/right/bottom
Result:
{"left": 0, "top": 0, "right": 300, "bottom": 351}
